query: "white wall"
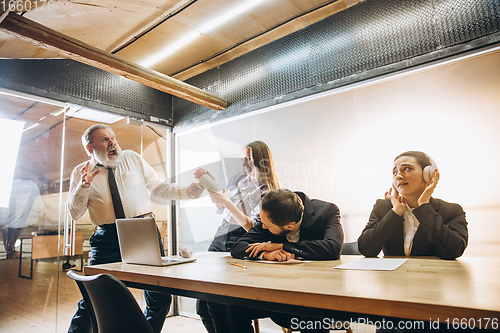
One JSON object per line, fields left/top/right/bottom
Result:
{"left": 176, "top": 48, "right": 500, "bottom": 257}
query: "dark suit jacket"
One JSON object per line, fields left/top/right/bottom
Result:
{"left": 357, "top": 197, "right": 468, "bottom": 259}
{"left": 231, "top": 192, "right": 344, "bottom": 260}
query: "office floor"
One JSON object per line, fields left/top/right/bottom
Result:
{"left": 0, "top": 258, "right": 207, "bottom": 333}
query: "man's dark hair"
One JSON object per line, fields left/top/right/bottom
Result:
{"left": 261, "top": 189, "right": 303, "bottom": 227}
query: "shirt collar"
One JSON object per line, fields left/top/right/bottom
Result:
{"left": 405, "top": 202, "right": 415, "bottom": 212}
{"left": 285, "top": 210, "right": 303, "bottom": 242}
{"left": 89, "top": 158, "right": 103, "bottom": 171}
{"left": 286, "top": 229, "right": 300, "bottom": 243}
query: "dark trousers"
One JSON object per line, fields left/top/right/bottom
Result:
{"left": 227, "top": 305, "right": 329, "bottom": 333}
{"left": 196, "top": 300, "right": 231, "bottom": 333}
{"left": 67, "top": 224, "right": 172, "bottom": 333}
{"left": 207, "top": 221, "right": 246, "bottom": 252}
{"left": 2, "top": 227, "right": 22, "bottom": 259}
{"left": 197, "top": 221, "right": 246, "bottom": 333}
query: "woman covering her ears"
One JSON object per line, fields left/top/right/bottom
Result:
{"left": 357, "top": 151, "right": 468, "bottom": 259}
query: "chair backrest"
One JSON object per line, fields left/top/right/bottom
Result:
{"left": 341, "top": 241, "right": 361, "bottom": 255}
{"left": 67, "top": 270, "right": 155, "bottom": 333}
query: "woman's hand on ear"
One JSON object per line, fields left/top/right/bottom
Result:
{"left": 418, "top": 169, "right": 440, "bottom": 206}
{"left": 386, "top": 187, "right": 407, "bottom": 216}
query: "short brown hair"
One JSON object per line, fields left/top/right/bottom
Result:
{"left": 261, "top": 189, "right": 303, "bottom": 226}
{"left": 394, "top": 151, "right": 431, "bottom": 170}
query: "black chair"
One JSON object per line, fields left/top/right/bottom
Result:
{"left": 67, "top": 270, "right": 154, "bottom": 333}
{"left": 341, "top": 241, "right": 361, "bottom": 255}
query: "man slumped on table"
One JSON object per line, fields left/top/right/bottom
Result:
{"left": 228, "top": 189, "right": 344, "bottom": 333}
{"left": 66, "top": 124, "right": 203, "bottom": 333}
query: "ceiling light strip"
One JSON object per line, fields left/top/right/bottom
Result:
{"left": 0, "top": 87, "right": 67, "bottom": 107}
{"left": 140, "top": 0, "right": 267, "bottom": 67}
{"left": 111, "top": 0, "right": 199, "bottom": 54}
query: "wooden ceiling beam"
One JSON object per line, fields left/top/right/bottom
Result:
{"left": 0, "top": 11, "right": 227, "bottom": 111}
{"left": 0, "top": 9, "right": 10, "bottom": 24}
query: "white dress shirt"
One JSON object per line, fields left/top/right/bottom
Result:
{"left": 219, "top": 173, "right": 266, "bottom": 227}
{"left": 68, "top": 150, "right": 188, "bottom": 226}
{"left": 403, "top": 204, "right": 420, "bottom": 256}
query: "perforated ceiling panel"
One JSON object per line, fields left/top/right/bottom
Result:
{"left": 0, "top": 59, "right": 173, "bottom": 123}
{"left": 173, "top": 0, "right": 500, "bottom": 129}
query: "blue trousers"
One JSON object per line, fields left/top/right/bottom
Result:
{"left": 67, "top": 224, "right": 171, "bottom": 333}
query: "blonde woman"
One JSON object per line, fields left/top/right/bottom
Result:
{"left": 208, "top": 140, "right": 280, "bottom": 251}
{"left": 198, "top": 140, "right": 279, "bottom": 333}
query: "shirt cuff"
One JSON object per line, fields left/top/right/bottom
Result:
{"left": 77, "top": 185, "right": 90, "bottom": 195}
{"left": 178, "top": 187, "right": 189, "bottom": 200}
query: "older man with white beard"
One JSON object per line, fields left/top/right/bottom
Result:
{"left": 66, "top": 124, "right": 204, "bottom": 333}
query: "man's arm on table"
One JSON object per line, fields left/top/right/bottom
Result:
{"left": 230, "top": 204, "right": 343, "bottom": 261}
{"left": 230, "top": 224, "right": 284, "bottom": 259}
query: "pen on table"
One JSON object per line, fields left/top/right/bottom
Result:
{"left": 230, "top": 262, "right": 247, "bottom": 269}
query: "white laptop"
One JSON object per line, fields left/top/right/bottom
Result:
{"left": 116, "top": 217, "right": 196, "bottom": 267}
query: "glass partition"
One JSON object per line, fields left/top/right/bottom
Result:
{"left": 0, "top": 91, "right": 172, "bottom": 332}
{"left": 140, "top": 123, "right": 172, "bottom": 255}
{"left": 0, "top": 92, "right": 67, "bottom": 332}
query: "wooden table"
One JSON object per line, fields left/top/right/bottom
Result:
{"left": 19, "top": 233, "right": 84, "bottom": 279}
{"left": 84, "top": 252, "right": 500, "bottom": 330}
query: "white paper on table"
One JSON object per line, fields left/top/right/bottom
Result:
{"left": 244, "top": 259, "right": 310, "bottom": 264}
{"left": 334, "top": 258, "right": 408, "bottom": 271}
